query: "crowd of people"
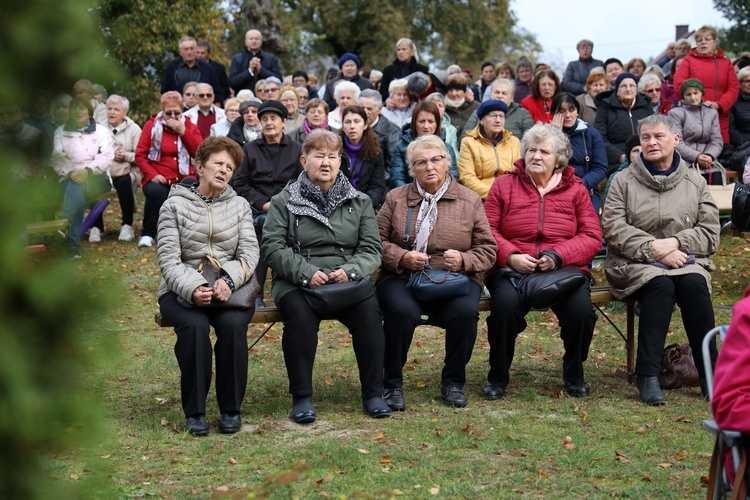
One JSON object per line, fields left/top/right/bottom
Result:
{"left": 8, "top": 26, "right": 750, "bottom": 435}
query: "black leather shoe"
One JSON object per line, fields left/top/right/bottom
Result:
{"left": 565, "top": 381, "right": 590, "bottom": 398}
{"left": 186, "top": 415, "right": 209, "bottom": 436}
{"left": 291, "top": 396, "right": 316, "bottom": 424}
{"left": 441, "top": 385, "right": 468, "bottom": 408}
{"left": 483, "top": 383, "right": 505, "bottom": 400}
{"left": 383, "top": 388, "right": 406, "bottom": 411}
{"left": 219, "top": 412, "right": 242, "bottom": 434}
{"left": 363, "top": 396, "right": 391, "bottom": 419}
{"left": 636, "top": 376, "right": 666, "bottom": 405}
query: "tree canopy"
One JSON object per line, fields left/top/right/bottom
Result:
{"left": 714, "top": 0, "right": 749, "bottom": 56}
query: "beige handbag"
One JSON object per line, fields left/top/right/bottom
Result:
{"left": 695, "top": 161, "right": 734, "bottom": 213}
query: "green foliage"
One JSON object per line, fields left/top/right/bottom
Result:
{"left": 232, "top": 0, "right": 538, "bottom": 79}
{"left": 0, "top": 0, "right": 117, "bottom": 497}
{"left": 97, "top": 0, "right": 231, "bottom": 123}
{"left": 714, "top": 0, "right": 750, "bottom": 56}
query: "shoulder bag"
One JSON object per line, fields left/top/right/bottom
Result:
{"left": 291, "top": 214, "right": 375, "bottom": 314}
{"left": 658, "top": 343, "right": 699, "bottom": 389}
{"left": 516, "top": 265, "right": 587, "bottom": 309}
{"left": 732, "top": 181, "right": 750, "bottom": 232}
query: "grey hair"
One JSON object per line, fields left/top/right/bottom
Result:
{"left": 424, "top": 92, "right": 445, "bottom": 104}
{"left": 388, "top": 78, "right": 409, "bottom": 97}
{"left": 178, "top": 36, "right": 196, "bottom": 50}
{"left": 446, "top": 64, "right": 462, "bottom": 75}
{"left": 263, "top": 76, "right": 282, "bottom": 89}
{"left": 106, "top": 94, "right": 130, "bottom": 113}
{"left": 576, "top": 39, "right": 594, "bottom": 50}
{"left": 50, "top": 94, "right": 72, "bottom": 113}
{"left": 359, "top": 89, "right": 383, "bottom": 107}
{"left": 369, "top": 69, "right": 383, "bottom": 80}
{"left": 638, "top": 74, "right": 661, "bottom": 92}
{"left": 396, "top": 38, "right": 419, "bottom": 62}
{"left": 92, "top": 84, "right": 108, "bottom": 99}
{"left": 182, "top": 81, "right": 198, "bottom": 93}
{"left": 644, "top": 65, "right": 665, "bottom": 80}
{"left": 196, "top": 82, "right": 214, "bottom": 94}
{"left": 333, "top": 80, "right": 361, "bottom": 103}
{"left": 588, "top": 66, "right": 605, "bottom": 76}
{"left": 406, "top": 135, "right": 449, "bottom": 178}
{"left": 638, "top": 113, "right": 677, "bottom": 135}
{"left": 520, "top": 124, "right": 572, "bottom": 170}
{"left": 737, "top": 67, "right": 750, "bottom": 82}
{"left": 491, "top": 78, "right": 515, "bottom": 94}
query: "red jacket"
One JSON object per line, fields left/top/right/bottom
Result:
{"left": 712, "top": 285, "right": 750, "bottom": 433}
{"left": 674, "top": 48, "right": 740, "bottom": 144}
{"left": 484, "top": 160, "right": 602, "bottom": 274}
{"left": 520, "top": 96, "right": 553, "bottom": 124}
{"left": 135, "top": 114, "right": 202, "bottom": 187}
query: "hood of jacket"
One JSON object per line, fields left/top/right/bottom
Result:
{"left": 564, "top": 119, "right": 589, "bottom": 138}
{"left": 687, "top": 47, "right": 727, "bottom": 61}
{"left": 506, "top": 158, "right": 582, "bottom": 192}
{"left": 595, "top": 89, "right": 651, "bottom": 110}
{"left": 465, "top": 125, "right": 514, "bottom": 145}
{"left": 629, "top": 152, "right": 688, "bottom": 192}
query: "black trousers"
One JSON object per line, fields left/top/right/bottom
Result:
{"left": 159, "top": 291, "right": 254, "bottom": 417}
{"left": 277, "top": 289, "right": 385, "bottom": 399}
{"left": 254, "top": 213, "right": 268, "bottom": 300}
{"left": 377, "top": 278, "right": 482, "bottom": 389}
{"left": 142, "top": 182, "right": 170, "bottom": 238}
{"left": 112, "top": 175, "right": 135, "bottom": 226}
{"left": 634, "top": 274, "right": 717, "bottom": 378}
{"left": 485, "top": 272, "right": 596, "bottom": 388}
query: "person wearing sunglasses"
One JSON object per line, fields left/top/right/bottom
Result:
{"left": 135, "top": 91, "right": 202, "bottom": 247}
{"left": 184, "top": 83, "right": 226, "bottom": 140}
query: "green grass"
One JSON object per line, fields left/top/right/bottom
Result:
{"left": 41, "top": 199, "right": 750, "bottom": 498}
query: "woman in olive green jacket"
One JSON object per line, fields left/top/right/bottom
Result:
{"left": 262, "top": 129, "right": 389, "bottom": 424}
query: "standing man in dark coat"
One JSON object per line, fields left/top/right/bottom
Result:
{"left": 562, "top": 40, "right": 604, "bottom": 95}
{"left": 196, "top": 40, "right": 230, "bottom": 104}
{"left": 228, "top": 29, "right": 283, "bottom": 94}
{"left": 161, "top": 36, "right": 218, "bottom": 97}
{"left": 232, "top": 100, "right": 302, "bottom": 308}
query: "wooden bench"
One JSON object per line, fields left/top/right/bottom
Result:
{"left": 155, "top": 285, "right": 637, "bottom": 384}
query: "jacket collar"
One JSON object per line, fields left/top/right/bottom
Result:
{"left": 507, "top": 159, "right": 580, "bottom": 193}
{"left": 405, "top": 174, "right": 460, "bottom": 206}
{"left": 630, "top": 152, "right": 688, "bottom": 191}
{"left": 168, "top": 182, "right": 236, "bottom": 203}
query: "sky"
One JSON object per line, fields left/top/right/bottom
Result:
{"left": 511, "top": 0, "right": 730, "bottom": 72}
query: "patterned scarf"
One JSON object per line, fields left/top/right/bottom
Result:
{"left": 148, "top": 111, "right": 190, "bottom": 175}
{"left": 303, "top": 117, "right": 329, "bottom": 135}
{"left": 287, "top": 170, "right": 359, "bottom": 229}
{"left": 414, "top": 175, "right": 451, "bottom": 253}
{"left": 243, "top": 124, "right": 262, "bottom": 143}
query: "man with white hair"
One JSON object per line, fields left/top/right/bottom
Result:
{"left": 360, "top": 89, "right": 400, "bottom": 181}
{"left": 184, "top": 83, "right": 226, "bottom": 139}
{"left": 161, "top": 36, "right": 218, "bottom": 96}
{"left": 228, "top": 29, "right": 283, "bottom": 94}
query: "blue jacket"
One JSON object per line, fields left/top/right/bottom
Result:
{"left": 564, "top": 119, "right": 608, "bottom": 211}
{"left": 389, "top": 123, "right": 458, "bottom": 190}
{"left": 228, "top": 49, "right": 283, "bottom": 93}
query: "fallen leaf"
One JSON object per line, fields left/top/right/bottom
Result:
{"left": 374, "top": 433, "right": 384, "bottom": 440}
{"left": 641, "top": 476, "right": 652, "bottom": 483}
{"left": 325, "top": 379, "right": 333, "bottom": 386}
{"left": 684, "top": 419, "right": 693, "bottom": 424}
{"left": 277, "top": 471, "right": 300, "bottom": 485}
{"left": 676, "top": 451, "right": 687, "bottom": 460}
{"left": 229, "top": 457, "right": 237, "bottom": 465}
{"left": 314, "top": 478, "right": 324, "bottom": 486}
{"left": 657, "top": 463, "right": 672, "bottom": 468}
{"left": 215, "top": 485, "right": 229, "bottom": 492}
{"left": 537, "top": 470, "right": 547, "bottom": 479}
{"left": 69, "top": 474, "right": 79, "bottom": 480}
{"left": 429, "top": 485, "right": 441, "bottom": 495}
{"left": 701, "top": 476, "right": 710, "bottom": 484}
{"left": 357, "top": 448, "right": 370, "bottom": 455}
{"left": 429, "top": 419, "right": 437, "bottom": 423}
{"left": 563, "top": 436, "right": 573, "bottom": 444}
{"left": 563, "top": 443, "right": 576, "bottom": 450}
{"left": 393, "top": 489, "right": 404, "bottom": 494}
{"left": 380, "top": 456, "right": 391, "bottom": 464}
{"left": 636, "top": 427, "right": 646, "bottom": 434}
{"left": 673, "top": 415, "right": 685, "bottom": 422}
{"left": 416, "top": 381, "right": 426, "bottom": 388}
{"left": 160, "top": 418, "right": 169, "bottom": 426}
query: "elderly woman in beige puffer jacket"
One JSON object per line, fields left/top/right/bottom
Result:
{"left": 157, "top": 136, "right": 259, "bottom": 437}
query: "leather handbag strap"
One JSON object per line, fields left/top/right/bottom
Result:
{"left": 731, "top": 443, "right": 748, "bottom": 500}
{"left": 403, "top": 206, "right": 414, "bottom": 250}
{"left": 201, "top": 254, "right": 249, "bottom": 285}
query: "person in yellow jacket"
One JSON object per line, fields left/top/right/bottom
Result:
{"left": 458, "top": 100, "right": 521, "bottom": 200}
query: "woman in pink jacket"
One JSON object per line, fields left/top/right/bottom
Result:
{"left": 483, "top": 124, "right": 602, "bottom": 400}
{"left": 52, "top": 96, "right": 114, "bottom": 257}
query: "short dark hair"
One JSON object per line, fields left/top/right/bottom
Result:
{"left": 410, "top": 101, "right": 442, "bottom": 139}
{"left": 196, "top": 40, "right": 211, "bottom": 51}
{"left": 604, "top": 58, "right": 624, "bottom": 71}
{"left": 481, "top": 61, "right": 495, "bottom": 71}
{"left": 292, "top": 70, "right": 309, "bottom": 81}
{"left": 195, "top": 136, "right": 244, "bottom": 171}
{"left": 69, "top": 96, "right": 94, "bottom": 117}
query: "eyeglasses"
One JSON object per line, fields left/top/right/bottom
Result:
{"left": 413, "top": 155, "right": 445, "bottom": 169}
{"left": 265, "top": 87, "right": 279, "bottom": 92}
{"left": 484, "top": 112, "right": 505, "bottom": 120}
{"left": 164, "top": 110, "right": 182, "bottom": 117}
{"left": 197, "top": 93, "right": 213, "bottom": 98}
{"left": 696, "top": 37, "right": 715, "bottom": 43}
{"left": 644, "top": 88, "right": 661, "bottom": 94}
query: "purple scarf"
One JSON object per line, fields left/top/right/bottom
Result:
{"left": 343, "top": 135, "right": 364, "bottom": 188}
{"left": 303, "top": 117, "right": 329, "bottom": 135}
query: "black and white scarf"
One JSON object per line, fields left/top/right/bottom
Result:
{"left": 287, "top": 171, "right": 359, "bottom": 229}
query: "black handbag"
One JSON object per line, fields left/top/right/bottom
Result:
{"left": 732, "top": 182, "right": 750, "bottom": 231}
{"left": 291, "top": 214, "right": 375, "bottom": 314}
{"left": 177, "top": 255, "right": 260, "bottom": 309}
{"left": 300, "top": 276, "right": 375, "bottom": 314}
{"left": 406, "top": 267, "right": 470, "bottom": 302}
{"left": 517, "top": 266, "right": 587, "bottom": 309}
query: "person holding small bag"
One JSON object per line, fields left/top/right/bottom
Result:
{"left": 483, "top": 124, "right": 602, "bottom": 401}
{"left": 261, "top": 129, "right": 390, "bottom": 424}
{"left": 376, "top": 135, "right": 496, "bottom": 410}
{"left": 157, "top": 136, "right": 260, "bottom": 436}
